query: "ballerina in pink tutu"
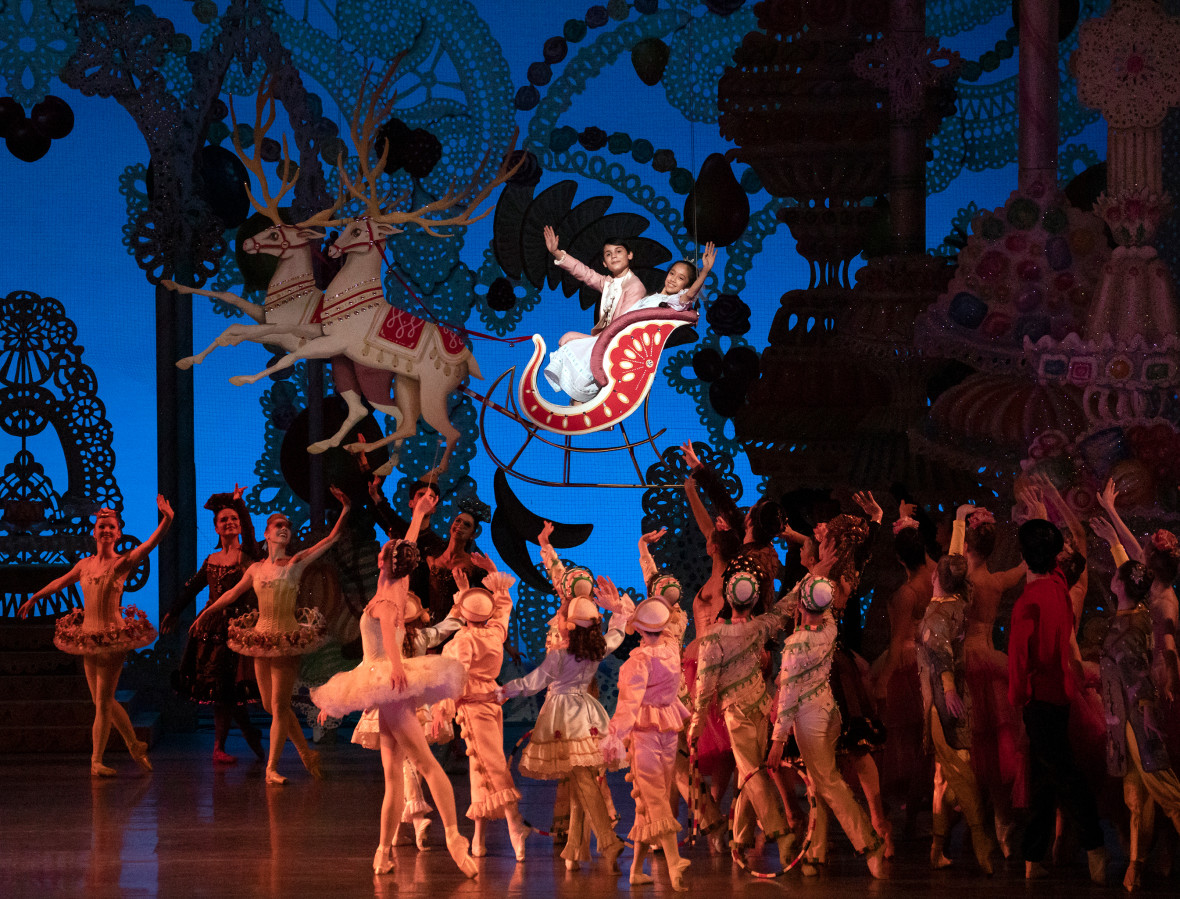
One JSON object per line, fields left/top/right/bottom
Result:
{"left": 311, "top": 490, "right": 476, "bottom": 877}
{"left": 19, "top": 496, "right": 174, "bottom": 776}
{"left": 193, "top": 486, "right": 349, "bottom": 785}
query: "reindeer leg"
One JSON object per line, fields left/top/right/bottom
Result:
{"left": 228, "top": 334, "right": 347, "bottom": 386}
{"left": 308, "top": 389, "right": 371, "bottom": 454}
{"left": 416, "top": 379, "right": 461, "bottom": 478}
{"left": 347, "top": 379, "right": 419, "bottom": 454}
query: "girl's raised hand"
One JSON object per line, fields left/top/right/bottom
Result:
{"left": 543, "top": 225, "right": 561, "bottom": 257}
{"left": 700, "top": 242, "right": 716, "bottom": 272}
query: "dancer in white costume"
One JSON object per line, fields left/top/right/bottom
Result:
{"left": 312, "top": 491, "right": 477, "bottom": 877}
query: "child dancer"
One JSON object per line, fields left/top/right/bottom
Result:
{"left": 769, "top": 575, "right": 887, "bottom": 879}
{"left": 433, "top": 562, "right": 531, "bottom": 861}
{"left": 310, "top": 492, "right": 476, "bottom": 877}
{"left": 193, "top": 487, "right": 349, "bottom": 784}
{"left": 603, "top": 598, "right": 691, "bottom": 891}
{"left": 19, "top": 497, "right": 174, "bottom": 776}
{"left": 544, "top": 225, "right": 646, "bottom": 346}
{"left": 500, "top": 592, "right": 628, "bottom": 871}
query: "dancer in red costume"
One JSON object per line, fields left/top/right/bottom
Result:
{"left": 193, "top": 487, "right": 349, "bottom": 784}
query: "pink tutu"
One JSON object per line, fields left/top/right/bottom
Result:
{"left": 54, "top": 605, "right": 156, "bottom": 656}
{"left": 227, "top": 607, "right": 327, "bottom": 658}
{"left": 964, "top": 636, "right": 1028, "bottom": 805}
{"left": 683, "top": 652, "right": 732, "bottom": 777}
{"left": 310, "top": 655, "right": 466, "bottom": 719}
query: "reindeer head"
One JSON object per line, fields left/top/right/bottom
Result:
{"left": 242, "top": 222, "right": 326, "bottom": 257}
{"left": 325, "top": 218, "right": 403, "bottom": 259}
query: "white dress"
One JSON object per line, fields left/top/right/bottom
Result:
{"left": 500, "top": 614, "right": 625, "bottom": 778}
{"left": 309, "top": 606, "right": 466, "bottom": 718}
{"left": 544, "top": 290, "right": 694, "bottom": 402}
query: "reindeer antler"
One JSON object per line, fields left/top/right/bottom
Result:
{"left": 332, "top": 62, "right": 404, "bottom": 218}
{"left": 368, "top": 130, "right": 524, "bottom": 238}
{"left": 229, "top": 78, "right": 297, "bottom": 227}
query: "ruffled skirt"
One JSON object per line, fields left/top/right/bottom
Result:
{"left": 227, "top": 607, "right": 327, "bottom": 658}
{"left": 350, "top": 703, "right": 455, "bottom": 751}
{"left": 54, "top": 606, "right": 156, "bottom": 656}
{"left": 311, "top": 655, "right": 466, "bottom": 719}
{"left": 519, "top": 692, "right": 614, "bottom": 779}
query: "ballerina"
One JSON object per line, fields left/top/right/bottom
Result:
{"left": 192, "top": 486, "right": 349, "bottom": 784}
{"left": 310, "top": 491, "right": 477, "bottom": 877}
{"left": 499, "top": 588, "right": 628, "bottom": 872}
{"left": 19, "top": 496, "right": 174, "bottom": 776}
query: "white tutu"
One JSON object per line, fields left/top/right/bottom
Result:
{"left": 311, "top": 655, "right": 466, "bottom": 719}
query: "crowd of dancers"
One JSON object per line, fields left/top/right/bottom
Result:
{"left": 18, "top": 443, "right": 1180, "bottom": 892}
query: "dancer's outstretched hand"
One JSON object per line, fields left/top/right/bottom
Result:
{"left": 471, "top": 552, "right": 496, "bottom": 572}
{"left": 767, "top": 740, "right": 785, "bottom": 769}
{"left": 640, "top": 528, "right": 666, "bottom": 546}
{"left": 944, "top": 688, "right": 965, "bottom": 719}
{"left": 680, "top": 441, "right": 702, "bottom": 470}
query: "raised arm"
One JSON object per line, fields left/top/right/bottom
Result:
{"left": 536, "top": 520, "right": 568, "bottom": 596}
{"left": 232, "top": 484, "right": 261, "bottom": 560}
{"left": 191, "top": 564, "right": 258, "bottom": 633}
{"left": 290, "top": 486, "right": 351, "bottom": 567}
{"left": 684, "top": 474, "right": 715, "bottom": 542}
{"left": 17, "top": 561, "right": 85, "bottom": 617}
{"left": 680, "top": 242, "right": 715, "bottom": 305}
{"left": 120, "top": 496, "right": 175, "bottom": 573}
{"left": 638, "top": 528, "right": 664, "bottom": 585}
{"left": 1097, "top": 479, "right": 1144, "bottom": 562}
{"left": 1034, "top": 473, "right": 1086, "bottom": 559}
{"left": 682, "top": 441, "right": 743, "bottom": 533}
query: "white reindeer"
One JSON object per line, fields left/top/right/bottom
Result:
{"left": 225, "top": 67, "right": 516, "bottom": 474}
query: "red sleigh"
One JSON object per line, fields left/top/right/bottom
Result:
{"left": 470, "top": 308, "right": 697, "bottom": 488}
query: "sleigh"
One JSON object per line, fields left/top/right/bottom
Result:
{"left": 470, "top": 308, "right": 697, "bottom": 488}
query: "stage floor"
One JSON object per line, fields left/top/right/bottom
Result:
{"left": 1, "top": 727, "right": 1175, "bottom": 898}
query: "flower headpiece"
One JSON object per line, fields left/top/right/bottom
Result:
{"left": 456, "top": 495, "right": 491, "bottom": 524}
{"left": 892, "top": 517, "right": 919, "bottom": 536}
{"left": 967, "top": 508, "right": 995, "bottom": 529}
{"left": 1151, "top": 528, "right": 1180, "bottom": 556}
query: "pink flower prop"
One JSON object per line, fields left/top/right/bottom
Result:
{"left": 1151, "top": 529, "right": 1180, "bottom": 555}
{"left": 892, "top": 517, "right": 919, "bottom": 535}
{"left": 967, "top": 509, "right": 996, "bottom": 529}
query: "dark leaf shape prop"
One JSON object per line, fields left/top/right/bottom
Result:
{"left": 631, "top": 38, "right": 670, "bottom": 86}
{"left": 491, "top": 470, "right": 593, "bottom": 593}
{"left": 683, "top": 153, "right": 749, "bottom": 247}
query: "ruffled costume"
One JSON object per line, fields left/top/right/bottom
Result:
{"left": 439, "top": 571, "right": 522, "bottom": 820}
{"left": 54, "top": 565, "right": 156, "bottom": 655}
{"left": 227, "top": 558, "right": 327, "bottom": 658}
{"left": 501, "top": 611, "right": 627, "bottom": 778}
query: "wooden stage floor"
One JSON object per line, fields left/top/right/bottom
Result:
{"left": 1, "top": 726, "right": 1176, "bottom": 898}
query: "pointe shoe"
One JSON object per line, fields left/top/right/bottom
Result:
{"left": 509, "top": 823, "right": 532, "bottom": 861}
{"left": 298, "top": 748, "right": 322, "bottom": 780}
{"left": 212, "top": 748, "right": 236, "bottom": 765}
{"left": 801, "top": 862, "right": 819, "bottom": 877}
{"left": 1124, "top": 860, "right": 1143, "bottom": 893}
{"left": 1025, "top": 861, "right": 1049, "bottom": 880}
{"left": 878, "top": 819, "right": 896, "bottom": 859}
{"left": 1088, "top": 846, "right": 1108, "bottom": 885}
{"left": 629, "top": 867, "right": 653, "bottom": 886}
{"left": 603, "top": 838, "right": 625, "bottom": 872}
{"left": 91, "top": 761, "right": 116, "bottom": 777}
{"left": 669, "top": 862, "right": 688, "bottom": 892}
{"left": 866, "top": 841, "right": 888, "bottom": 880}
{"left": 265, "top": 767, "right": 288, "bottom": 785}
{"left": 414, "top": 817, "right": 431, "bottom": 851}
{"left": 445, "top": 830, "right": 478, "bottom": 879}
{"left": 565, "top": 859, "right": 580, "bottom": 871}
{"left": 130, "top": 740, "right": 152, "bottom": 772}
{"left": 391, "top": 823, "right": 414, "bottom": 847}
{"left": 373, "top": 844, "right": 395, "bottom": 875}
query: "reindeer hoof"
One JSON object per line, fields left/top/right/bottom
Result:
{"left": 176, "top": 358, "right": 195, "bottom": 371}
{"left": 307, "top": 441, "right": 335, "bottom": 455}
{"left": 228, "top": 375, "right": 253, "bottom": 387}
{"left": 343, "top": 442, "right": 367, "bottom": 455}
{"left": 373, "top": 459, "right": 397, "bottom": 478}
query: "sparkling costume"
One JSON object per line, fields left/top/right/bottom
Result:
{"left": 774, "top": 610, "right": 882, "bottom": 855}
{"left": 227, "top": 558, "right": 327, "bottom": 658}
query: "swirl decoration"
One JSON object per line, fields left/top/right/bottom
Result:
{"left": 0, "top": 291, "right": 143, "bottom": 616}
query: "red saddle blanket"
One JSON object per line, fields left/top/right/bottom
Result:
{"left": 376, "top": 306, "right": 466, "bottom": 356}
